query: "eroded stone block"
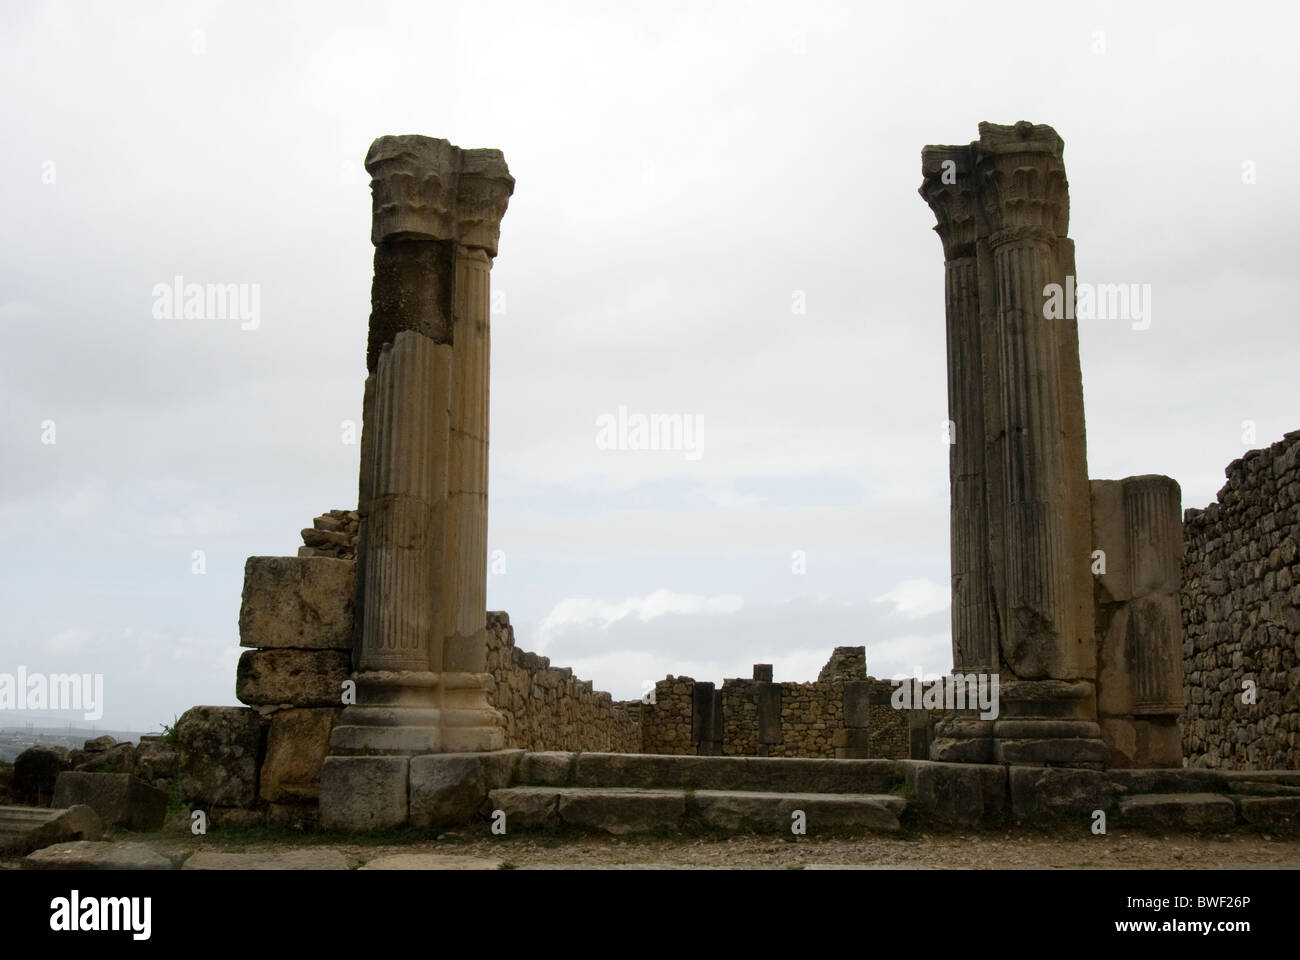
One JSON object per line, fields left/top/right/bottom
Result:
{"left": 239, "top": 556, "right": 355, "bottom": 650}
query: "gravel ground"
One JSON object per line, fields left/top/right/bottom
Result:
{"left": 39, "top": 825, "right": 1292, "bottom": 870}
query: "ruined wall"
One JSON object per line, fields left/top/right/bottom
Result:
{"left": 640, "top": 676, "right": 696, "bottom": 755}
{"left": 485, "top": 612, "right": 640, "bottom": 753}
{"left": 1182, "top": 431, "right": 1300, "bottom": 770}
{"left": 298, "top": 509, "right": 359, "bottom": 560}
{"left": 638, "top": 651, "right": 912, "bottom": 760}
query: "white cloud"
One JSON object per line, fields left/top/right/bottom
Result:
{"left": 872, "top": 578, "right": 951, "bottom": 620}
{"left": 537, "top": 589, "right": 744, "bottom": 654}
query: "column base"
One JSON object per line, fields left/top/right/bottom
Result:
{"left": 929, "top": 680, "right": 1109, "bottom": 767}
{"left": 329, "top": 670, "right": 506, "bottom": 757}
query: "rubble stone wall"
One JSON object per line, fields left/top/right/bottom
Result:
{"left": 485, "top": 612, "right": 640, "bottom": 753}
{"left": 1182, "top": 431, "right": 1300, "bottom": 770}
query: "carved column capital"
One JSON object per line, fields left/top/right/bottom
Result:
{"left": 919, "top": 144, "right": 983, "bottom": 261}
{"left": 365, "top": 135, "right": 462, "bottom": 244}
{"left": 456, "top": 149, "right": 515, "bottom": 257}
{"left": 974, "top": 121, "right": 1070, "bottom": 241}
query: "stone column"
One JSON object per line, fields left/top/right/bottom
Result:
{"left": 439, "top": 151, "right": 514, "bottom": 751}
{"left": 975, "top": 122, "right": 1103, "bottom": 763}
{"left": 331, "top": 136, "right": 511, "bottom": 757}
{"left": 920, "top": 122, "right": 1106, "bottom": 766}
{"left": 919, "top": 145, "right": 997, "bottom": 674}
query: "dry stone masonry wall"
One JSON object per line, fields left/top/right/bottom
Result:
{"left": 1182, "top": 430, "right": 1300, "bottom": 770}
{"left": 485, "top": 612, "right": 639, "bottom": 753}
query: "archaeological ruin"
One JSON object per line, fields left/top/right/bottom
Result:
{"left": 11, "top": 122, "right": 1293, "bottom": 849}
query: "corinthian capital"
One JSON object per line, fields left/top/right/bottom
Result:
{"left": 456, "top": 149, "right": 514, "bottom": 258}
{"left": 919, "top": 144, "right": 983, "bottom": 260}
{"left": 365, "top": 135, "right": 462, "bottom": 244}
{"left": 974, "top": 120, "right": 1070, "bottom": 241}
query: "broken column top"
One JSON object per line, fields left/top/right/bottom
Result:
{"left": 365, "top": 135, "right": 515, "bottom": 254}
{"left": 919, "top": 120, "right": 1069, "bottom": 254}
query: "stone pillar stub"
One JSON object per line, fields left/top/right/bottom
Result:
{"left": 1093, "top": 475, "right": 1184, "bottom": 767}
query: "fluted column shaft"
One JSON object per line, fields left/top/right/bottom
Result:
{"left": 945, "top": 254, "right": 996, "bottom": 671}
{"left": 442, "top": 246, "right": 492, "bottom": 673}
{"left": 359, "top": 332, "right": 451, "bottom": 672}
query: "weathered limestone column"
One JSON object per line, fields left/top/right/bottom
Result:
{"left": 919, "top": 145, "right": 997, "bottom": 674}
{"left": 330, "top": 136, "right": 511, "bottom": 758}
{"left": 920, "top": 122, "right": 1106, "bottom": 766}
{"left": 976, "top": 123, "right": 1104, "bottom": 764}
{"left": 439, "top": 152, "right": 514, "bottom": 751}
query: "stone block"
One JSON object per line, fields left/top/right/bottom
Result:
{"left": 843, "top": 681, "right": 872, "bottom": 728}
{"left": 994, "top": 738, "right": 1108, "bottom": 765}
{"left": 1008, "top": 766, "right": 1114, "bottom": 820}
{"left": 408, "top": 750, "right": 522, "bottom": 829}
{"left": 0, "top": 805, "right": 103, "bottom": 857}
{"left": 74, "top": 741, "right": 137, "bottom": 775}
{"left": 901, "top": 760, "right": 1007, "bottom": 826}
{"left": 259, "top": 708, "right": 341, "bottom": 803}
{"left": 177, "top": 706, "right": 264, "bottom": 808}
{"left": 832, "top": 727, "right": 872, "bottom": 759}
{"left": 239, "top": 556, "right": 356, "bottom": 650}
{"left": 12, "top": 747, "right": 71, "bottom": 805}
{"left": 486, "top": 786, "right": 561, "bottom": 830}
{"left": 52, "top": 772, "right": 168, "bottom": 831}
{"left": 752, "top": 664, "right": 773, "bottom": 682}
{"left": 1118, "top": 793, "right": 1237, "bottom": 830}
{"left": 182, "top": 849, "right": 350, "bottom": 870}
{"left": 517, "top": 752, "right": 575, "bottom": 786}
{"left": 557, "top": 788, "right": 685, "bottom": 834}
{"left": 319, "top": 756, "right": 408, "bottom": 830}
{"left": 1238, "top": 796, "right": 1300, "bottom": 825}
{"left": 22, "top": 840, "right": 173, "bottom": 871}
{"left": 236, "top": 649, "right": 351, "bottom": 707}
{"left": 693, "top": 790, "right": 903, "bottom": 833}
{"left": 757, "top": 684, "right": 781, "bottom": 745}
{"left": 134, "top": 740, "right": 178, "bottom": 781}
{"left": 1106, "top": 768, "right": 1229, "bottom": 795}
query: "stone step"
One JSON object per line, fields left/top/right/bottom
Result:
{"left": 516, "top": 752, "right": 905, "bottom": 795}
{"left": 488, "top": 786, "right": 905, "bottom": 835}
{"left": 0, "top": 804, "right": 103, "bottom": 857}
{"left": 1118, "top": 793, "right": 1238, "bottom": 830}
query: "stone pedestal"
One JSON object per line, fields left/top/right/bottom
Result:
{"left": 1092, "top": 475, "right": 1185, "bottom": 767}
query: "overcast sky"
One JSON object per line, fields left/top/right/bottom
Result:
{"left": 2, "top": 0, "right": 1297, "bottom": 732}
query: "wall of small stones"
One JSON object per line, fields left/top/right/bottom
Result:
{"left": 298, "top": 509, "right": 359, "bottom": 560}
{"left": 637, "top": 653, "right": 913, "bottom": 760}
{"left": 640, "top": 676, "right": 696, "bottom": 755}
{"left": 1181, "top": 430, "right": 1300, "bottom": 770}
{"left": 767, "top": 680, "right": 843, "bottom": 757}
{"left": 485, "top": 612, "right": 640, "bottom": 753}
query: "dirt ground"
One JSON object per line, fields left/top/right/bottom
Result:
{"left": 22, "top": 824, "right": 1291, "bottom": 870}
